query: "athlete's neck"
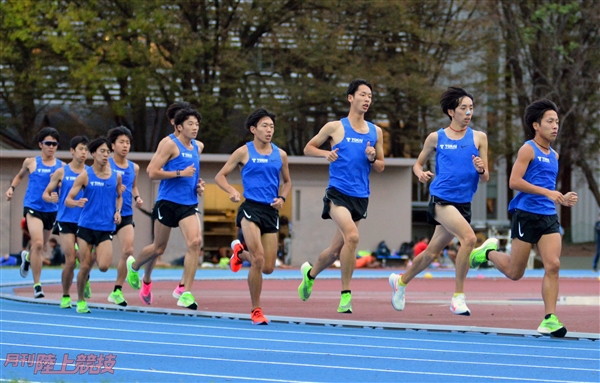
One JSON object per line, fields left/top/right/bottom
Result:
{"left": 93, "top": 162, "right": 109, "bottom": 174}
{"left": 69, "top": 159, "right": 86, "bottom": 172}
{"left": 41, "top": 153, "right": 55, "bottom": 163}
{"left": 179, "top": 135, "right": 193, "bottom": 147}
{"left": 448, "top": 121, "right": 468, "bottom": 132}
{"left": 112, "top": 154, "right": 128, "bottom": 166}
{"left": 347, "top": 111, "right": 366, "bottom": 131}
{"left": 253, "top": 139, "right": 272, "bottom": 153}
{"left": 533, "top": 137, "right": 551, "bottom": 151}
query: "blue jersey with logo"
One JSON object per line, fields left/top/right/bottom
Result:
{"left": 508, "top": 141, "right": 558, "bottom": 215}
{"left": 23, "top": 156, "right": 63, "bottom": 212}
{"left": 328, "top": 118, "right": 377, "bottom": 198}
{"left": 429, "top": 128, "right": 480, "bottom": 204}
{"left": 242, "top": 142, "right": 282, "bottom": 204}
{"left": 78, "top": 167, "right": 118, "bottom": 232}
{"left": 56, "top": 164, "right": 87, "bottom": 223}
{"left": 109, "top": 157, "right": 135, "bottom": 216}
{"left": 156, "top": 137, "right": 199, "bottom": 206}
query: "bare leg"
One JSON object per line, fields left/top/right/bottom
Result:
{"left": 25, "top": 215, "right": 50, "bottom": 285}
{"left": 59, "top": 233, "right": 77, "bottom": 296}
{"left": 401, "top": 225, "right": 453, "bottom": 284}
{"left": 487, "top": 238, "right": 531, "bottom": 280}
{"left": 132, "top": 221, "right": 171, "bottom": 279}
{"left": 309, "top": 228, "right": 345, "bottom": 277}
{"left": 95, "top": 240, "right": 113, "bottom": 273}
{"left": 76, "top": 238, "right": 94, "bottom": 301}
{"left": 178, "top": 214, "right": 202, "bottom": 291}
{"left": 537, "top": 233, "right": 562, "bottom": 315}
{"left": 115, "top": 224, "right": 135, "bottom": 286}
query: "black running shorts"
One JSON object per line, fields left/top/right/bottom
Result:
{"left": 426, "top": 196, "right": 472, "bottom": 226}
{"left": 510, "top": 209, "right": 560, "bottom": 244}
{"left": 236, "top": 199, "right": 280, "bottom": 234}
{"left": 322, "top": 187, "right": 369, "bottom": 222}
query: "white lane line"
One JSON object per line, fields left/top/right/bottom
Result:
{"left": 0, "top": 344, "right": 592, "bottom": 383}
{"left": 2, "top": 328, "right": 598, "bottom": 363}
{"left": 1, "top": 309, "right": 596, "bottom": 353}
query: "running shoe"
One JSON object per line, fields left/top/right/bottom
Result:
{"left": 20, "top": 250, "right": 30, "bottom": 278}
{"left": 76, "top": 300, "right": 90, "bottom": 314}
{"left": 139, "top": 281, "right": 153, "bottom": 305}
{"left": 298, "top": 262, "right": 314, "bottom": 301}
{"left": 60, "top": 296, "right": 72, "bottom": 309}
{"left": 450, "top": 294, "right": 471, "bottom": 316}
{"left": 251, "top": 307, "right": 269, "bottom": 325}
{"left": 469, "top": 238, "right": 499, "bottom": 268}
{"left": 33, "top": 284, "right": 44, "bottom": 299}
{"left": 337, "top": 292, "right": 352, "bottom": 313}
{"left": 172, "top": 284, "right": 185, "bottom": 299}
{"left": 177, "top": 291, "right": 198, "bottom": 310}
{"left": 108, "top": 290, "right": 128, "bottom": 307}
{"left": 126, "top": 255, "right": 140, "bottom": 290}
{"left": 537, "top": 314, "right": 567, "bottom": 338}
{"left": 389, "top": 273, "right": 406, "bottom": 311}
{"left": 84, "top": 280, "right": 92, "bottom": 299}
{"left": 230, "top": 239, "right": 244, "bottom": 273}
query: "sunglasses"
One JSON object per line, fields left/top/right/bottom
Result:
{"left": 42, "top": 141, "right": 59, "bottom": 147}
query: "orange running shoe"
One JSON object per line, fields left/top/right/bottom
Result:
{"left": 230, "top": 239, "right": 244, "bottom": 273}
{"left": 251, "top": 307, "right": 269, "bottom": 325}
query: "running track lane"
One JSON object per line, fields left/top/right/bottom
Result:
{"left": 1, "top": 299, "right": 598, "bottom": 382}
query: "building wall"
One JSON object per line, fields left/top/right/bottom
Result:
{"left": 0, "top": 151, "right": 415, "bottom": 266}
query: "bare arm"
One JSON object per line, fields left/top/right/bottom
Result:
{"left": 369, "top": 126, "right": 385, "bottom": 173}
{"left": 304, "top": 121, "right": 343, "bottom": 162}
{"left": 413, "top": 132, "right": 438, "bottom": 183}
{"left": 65, "top": 171, "right": 89, "bottom": 208}
{"left": 271, "top": 149, "right": 292, "bottom": 210}
{"left": 42, "top": 167, "right": 64, "bottom": 203}
{"left": 473, "top": 130, "right": 490, "bottom": 182}
{"left": 147, "top": 140, "right": 196, "bottom": 180}
{"left": 131, "top": 163, "right": 143, "bottom": 208}
{"left": 6, "top": 157, "right": 34, "bottom": 201}
{"left": 214, "top": 146, "right": 248, "bottom": 203}
{"left": 114, "top": 174, "right": 122, "bottom": 224}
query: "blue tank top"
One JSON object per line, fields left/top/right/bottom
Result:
{"left": 109, "top": 158, "right": 135, "bottom": 216}
{"left": 242, "top": 142, "right": 282, "bottom": 204}
{"left": 429, "top": 128, "right": 480, "bottom": 204}
{"left": 78, "top": 167, "right": 118, "bottom": 232}
{"left": 56, "top": 164, "right": 87, "bottom": 223}
{"left": 156, "top": 137, "right": 199, "bottom": 206}
{"left": 328, "top": 118, "right": 378, "bottom": 198}
{"left": 23, "top": 156, "right": 63, "bottom": 212}
{"left": 508, "top": 141, "right": 558, "bottom": 215}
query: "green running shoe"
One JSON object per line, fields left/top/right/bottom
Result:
{"left": 298, "top": 262, "right": 314, "bottom": 301}
{"left": 76, "top": 300, "right": 90, "bottom": 314}
{"left": 337, "top": 292, "right": 352, "bottom": 313}
{"left": 60, "top": 296, "right": 72, "bottom": 309}
{"left": 177, "top": 291, "right": 198, "bottom": 310}
{"left": 84, "top": 280, "right": 92, "bottom": 299}
{"left": 469, "top": 238, "right": 498, "bottom": 268}
{"left": 537, "top": 314, "right": 567, "bottom": 337}
{"left": 108, "top": 289, "right": 128, "bottom": 307}
{"left": 126, "top": 255, "right": 141, "bottom": 290}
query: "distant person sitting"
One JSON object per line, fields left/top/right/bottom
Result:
{"left": 355, "top": 250, "right": 381, "bottom": 268}
{"left": 412, "top": 237, "right": 429, "bottom": 258}
{"left": 43, "top": 238, "right": 64, "bottom": 266}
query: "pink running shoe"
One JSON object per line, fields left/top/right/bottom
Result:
{"left": 230, "top": 239, "right": 244, "bottom": 273}
{"left": 172, "top": 284, "right": 185, "bottom": 299}
{"left": 139, "top": 281, "right": 153, "bottom": 305}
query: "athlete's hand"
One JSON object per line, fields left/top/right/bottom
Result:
{"left": 365, "top": 141, "right": 376, "bottom": 162}
{"left": 472, "top": 155, "right": 484, "bottom": 173}
{"left": 546, "top": 190, "right": 565, "bottom": 205}
{"left": 229, "top": 189, "right": 241, "bottom": 203}
{"left": 326, "top": 148, "right": 339, "bottom": 162}
{"left": 114, "top": 212, "right": 122, "bottom": 225}
{"left": 270, "top": 197, "right": 284, "bottom": 210}
{"left": 49, "top": 192, "right": 59, "bottom": 203}
{"left": 6, "top": 187, "right": 13, "bottom": 201}
{"left": 120, "top": 184, "right": 127, "bottom": 193}
{"left": 196, "top": 178, "right": 206, "bottom": 196}
{"left": 181, "top": 165, "right": 196, "bottom": 177}
{"left": 416, "top": 170, "right": 434, "bottom": 184}
{"left": 562, "top": 191, "right": 578, "bottom": 207}
{"left": 135, "top": 195, "right": 144, "bottom": 208}
{"left": 75, "top": 198, "right": 88, "bottom": 208}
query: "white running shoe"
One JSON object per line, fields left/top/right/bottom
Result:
{"left": 389, "top": 273, "right": 406, "bottom": 311}
{"left": 450, "top": 294, "right": 471, "bottom": 316}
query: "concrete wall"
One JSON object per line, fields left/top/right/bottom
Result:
{"left": 0, "top": 150, "right": 415, "bottom": 266}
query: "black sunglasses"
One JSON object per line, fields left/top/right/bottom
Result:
{"left": 42, "top": 141, "right": 59, "bottom": 147}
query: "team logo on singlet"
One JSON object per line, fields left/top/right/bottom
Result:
{"left": 65, "top": 176, "right": 77, "bottom": 181}
{"left": 181, "top": 153, "right": 193, "bottom": 158}
{"left": 439, "top": 144, "right": 458, "bottom": 150}
{"left": 537, "top": 156, "right": 550, "bottom": 163}
{"left": 346, "top": 138, "right": 364, "bottom": 143}
{"left": 37, "top": 168, "right": 51, "bottom": 173}
{"left": 90, "top": 181, "right": 105, "bottom": 187}
{"left": 251, "top": 158, "right": 268, "bottom": 164}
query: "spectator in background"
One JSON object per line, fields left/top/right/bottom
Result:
{"left": 412, "top": 237, "right": 429, "bottom": 258}
{"left": 43, "top": 237, "right": 64, "bottom": 266}
{"left": 593, "top": 212, "right": 600, "bottom": 272}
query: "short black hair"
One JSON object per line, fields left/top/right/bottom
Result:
{"left": 87, "top": 137, "right": 111, "bottom": 154}
{"left": 107, "top": 126, "right": 133, "bottom": 145}
{"left": 347, "top": 79, "right": 372, "bottom": 96}
{"left": 70, "top": 135, "right": 89, "bottom": 150}
{"left": 245, "top": 108, "right": 276, "bottom": 131}
{"left": 37, "top": 127, "right": 60, "bottom": 143}
{"left": 440, "top": 87, "right": 474, "bottom": 121}
{"left": 166, "top": 102, "right": 194, "bottom": 120}
{"left": 524, "top": 99, "right": 558, "bottom": 140}
{"left": 174, "top": 108, "right": 202, "bottom": 128}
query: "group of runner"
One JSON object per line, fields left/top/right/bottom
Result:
{"left": 6, "top": 80, "right": 576, "bottom": 336}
